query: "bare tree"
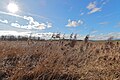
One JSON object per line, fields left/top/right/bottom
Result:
{"left": 9, "top": 35, "right": 15, "bottom": 41}
{"left": 84, "top": 35, "right": 89, "bottom": 43}
{"left": 17, "top": 35, "right": 20, "bottom": 41}
{"left": 74, "top": 34, "right": 77, "bottom": 40}
{"left": 70, "top": 33, "right": 73, "bottom": 40}
{"left": 62, "top": 34, "right": 65, "bottom": 39}
{"left": 38, "top": 37, "right": 40, "bottom": 41}
{"left": 27, "top": 33, "right": 34, "bottom": 45}
{"left": 51, "top": 33, "right": 55, "bottom": 39}
{"left": 56, "top": 33, "right": 61, "bottom": 39}
{"left": 51, "top": 33, "right": 61, "bottom": 40}
{"left": 4, "top": 35, "right": 7, "bottom": 41}
{"left": 107, "top": 36, "right": 114, "bottom": 42}
{"left": 1, "top": 35, "right": 5, "bottom": 40}
{"left": 106, "top": 36, "right": 114, "bottom": 45}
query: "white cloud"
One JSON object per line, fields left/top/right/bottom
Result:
{"left": 88, "top": 8, "right": 101, "bottom": 14}
{"left": 87, "top": 2, "right": 96, "bottom": 10}
{"left": 0, "top": 19, "right": 8, "bottom": 24}
{"left": 66, "top": 19, "right": 84, "bottom": 27}
{"left": 10, "top": 21, "right": 52, "bottom": 30}
{"left": 46, "top": 22, "right": 52, "bottom": 28}
{"left": 0, "top": 11, "right": 53, "bottom": 30}
{"left": 11, "top": 23, "right": 21, "bottom": 28}
{"left": 10, "top": 22, "right": 44, "bottom": 30}
{"left": 22, "top": 16, "right": 52, "bottom": 30}
{"left": 20, "top": 25, "right": 34, "bottom": 29}
{"left": 87, "top": 1, "right": 101, "bottom": 14}
{"left": 36, "top": 23, "right": 46, "bottom": 30}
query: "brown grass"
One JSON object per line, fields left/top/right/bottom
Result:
{"left": 0, "top": 40, "right": 120, "bottom": 80}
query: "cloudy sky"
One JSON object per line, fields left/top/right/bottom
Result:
{"left": 0, "top": 0, "right": 120, "bottom": 40}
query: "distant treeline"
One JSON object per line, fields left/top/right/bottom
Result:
{"left": 0, "top": 35, "right": 43, "bottom": 41}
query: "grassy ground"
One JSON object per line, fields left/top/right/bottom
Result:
{"left": 0, "top": 40, "right": 120, "bottom": 80}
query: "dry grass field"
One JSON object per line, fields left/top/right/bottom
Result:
{"left": 0, "top": 40, "right": 120, "bottom": 80}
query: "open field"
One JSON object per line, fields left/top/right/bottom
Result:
{"left": 0, "top": 40, "right": 120, "bottom": 80}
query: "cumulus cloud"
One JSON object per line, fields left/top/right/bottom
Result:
{"left": 87, "top": 1, "right": 101, "bottom": 14}
{"left": 0, "top": 19, "right": 8, "bottom": 24}
{"left": 66, "top": 19, "right": 84, "bottom": 27}
{"left": 22, "top": 16, "right": 52, "bottom": 29}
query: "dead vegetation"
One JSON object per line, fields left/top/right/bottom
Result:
{"left": 0, "top": 40, "right": 120, "bottom": 80}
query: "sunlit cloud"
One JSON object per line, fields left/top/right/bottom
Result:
{"left": 88, "top": 8, "right": 101, "bottom": 14}
{"left": 87, "top": 1, "right": 96, "bottom": 10}
{"left": 66, "top": 19, "right": 84, "bottom": 27}
{"left": 87, "top": 1, "right": 101, "bottom": 14}
{"left": 87, "top": 0, "right": 110, "bottom": 14}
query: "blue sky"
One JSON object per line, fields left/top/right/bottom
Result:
{"left": 0, "top": 0, "right": 120, "bottom": 40}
